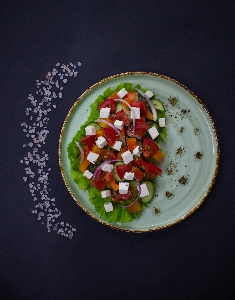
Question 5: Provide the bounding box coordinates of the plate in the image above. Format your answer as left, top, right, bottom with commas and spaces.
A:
59, 72, 219, 232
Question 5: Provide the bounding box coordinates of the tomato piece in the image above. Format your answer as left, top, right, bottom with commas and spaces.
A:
134, 120, 148, 139
82, 146, 90, 158
126, 137, 137, 151
107, 179, 119, 191
96, 129, 104, 137
132, 156, 145, 168
143, 161, 162, 180
108, 92, 118, 100
91, 145, 106, 161
81, 135, 96, 150
117, 146, 128, 159
115, 110, 130, 126
130, 101, 147, 117
126, 91, 138, 101
103, 127, 117, 146
126, 200, 142, 213
98, 118, 114, 128
116, 163, 132, 179
102, 171, 113, 182
152, 150, 165, 162
98, 99, 116, 113
132, 167, 144, 182
143, 138, 159, 158
94, 180, 106, 191
104, 149, 117, 160
112, 187, 135, 202
146, 110, 154, 120
92, 169, 106, 190
79, 159, 90, 173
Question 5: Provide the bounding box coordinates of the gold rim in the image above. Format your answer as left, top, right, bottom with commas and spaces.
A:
58, 72, 220, 233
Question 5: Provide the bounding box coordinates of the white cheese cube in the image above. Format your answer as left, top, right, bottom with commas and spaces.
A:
85, 125, 96, 136
119, 182, 129, 194
100, 107, 111, 118
130, 107, 140, 119
104, 202, 113, 212
158, 118, 165, 127
112, 140, 122, 151
101, 190, 111, 198
95, 136, 107, 148
114, 120, 124, 130
87, 151, 99, 164
101, 163, 114, 173
124, 172, 135, 181
148, 126, 159, 140
117, 88, 128, 99
121, 150, 133, 164
133, 145, 141, 156
139, 183, 149, 197
83, 170, 93, 179
145, 90, 153, 98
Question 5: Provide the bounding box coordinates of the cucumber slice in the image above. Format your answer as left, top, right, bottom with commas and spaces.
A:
141, 181, 155, 203
151, 99, 165, 111
129, 180, 138, 200
112, 162, 125, 182
116, 102, 130, 118
87, 122, 101, 130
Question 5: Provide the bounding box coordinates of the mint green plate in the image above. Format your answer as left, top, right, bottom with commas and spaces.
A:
59, 72, 219, 232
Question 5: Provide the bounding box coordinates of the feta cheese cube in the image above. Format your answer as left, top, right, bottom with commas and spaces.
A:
101, 190, 111, 198
158, 118, 165, 127
100, 107, 111, 118
117, 88, 128, 99
139, 183, 149, 197
112, 140, 122, 151
104, 202, 113, 212
145, 90, 153, 98
119, 182, 129, 194
148, 126, 159, 140
101, 163, 114, 173
114, 120, 124, 130
124, 172, 135, 180
87, 151, 99, 164
133, 145, 141, 156
95, 136, 107, 148
83, 170, 93, 179
85, 125, 96, 136
130, 107, 140, 119
121, 150, 133, 164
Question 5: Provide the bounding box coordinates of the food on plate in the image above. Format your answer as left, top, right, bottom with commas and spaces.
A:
67, 83, 167, 223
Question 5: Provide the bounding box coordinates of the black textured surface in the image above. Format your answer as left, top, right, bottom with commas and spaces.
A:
1, 1, 235, 299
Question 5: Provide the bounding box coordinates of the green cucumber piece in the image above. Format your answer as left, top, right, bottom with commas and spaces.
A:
141, 181, 155, 203
116, 102, 130, 118
129, 180, 138, 200
112, 162, 125, 182
151, 99, 165, 111
87, 122, 101, 130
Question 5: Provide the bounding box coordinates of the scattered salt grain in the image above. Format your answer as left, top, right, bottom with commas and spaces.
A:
21, 62, 80, 239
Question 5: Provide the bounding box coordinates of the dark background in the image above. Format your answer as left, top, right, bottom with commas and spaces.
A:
1, 1, 235, 299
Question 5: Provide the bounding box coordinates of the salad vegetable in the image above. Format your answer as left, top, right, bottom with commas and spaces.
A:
67, 83, 167, 223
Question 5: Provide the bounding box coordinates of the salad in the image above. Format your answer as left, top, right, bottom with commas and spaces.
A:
67, 82, 167, 223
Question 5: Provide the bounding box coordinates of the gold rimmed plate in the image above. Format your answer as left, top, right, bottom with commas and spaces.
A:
59, 72, 219, 232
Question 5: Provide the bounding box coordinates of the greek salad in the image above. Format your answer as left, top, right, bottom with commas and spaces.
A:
67, 83, 167, 223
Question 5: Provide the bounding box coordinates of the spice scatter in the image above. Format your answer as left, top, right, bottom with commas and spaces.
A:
194, 151, 204, 161
178, 174, 190, 186
20, 62, 82, 239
